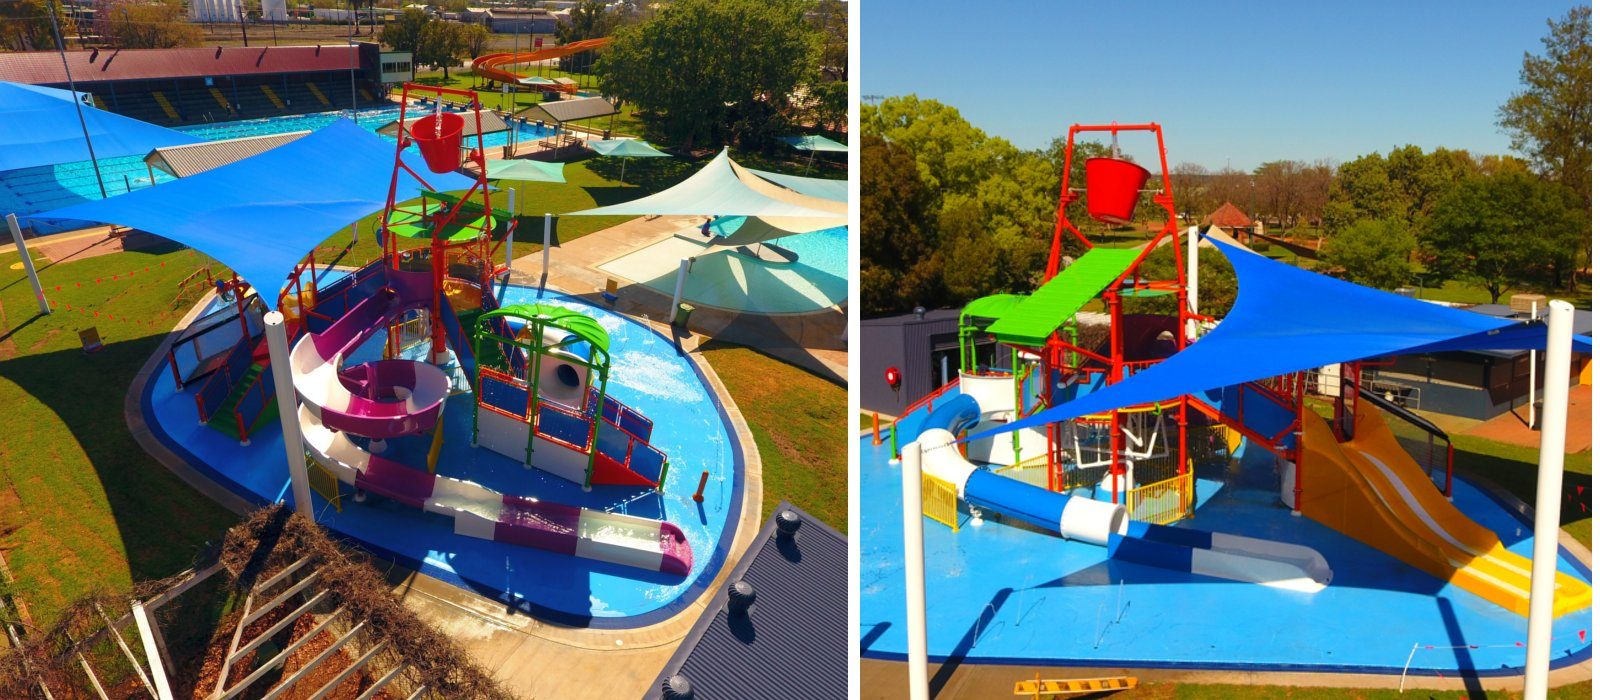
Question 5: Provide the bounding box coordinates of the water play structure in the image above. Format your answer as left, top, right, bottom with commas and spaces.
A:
876, 120, 1591, 682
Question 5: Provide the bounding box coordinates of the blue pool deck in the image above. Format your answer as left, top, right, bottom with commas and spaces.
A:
860, 392, 1592, 676
144, 280, 744, 628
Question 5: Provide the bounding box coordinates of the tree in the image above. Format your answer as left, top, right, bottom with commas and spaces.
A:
1169, 162, 1211, 224
862, 95, 1013, 194
96, 0, 201, 48
1422, 172, 1585, 302
1318, 219, 1416, 290
812, 0, 847, 82
862, 135, 944, 315
1498, 6, 1591, 206
596, 0, 820, 149
1124, 245, 1238, 319
0, 0, 71, 51
459, 23, 490, 62
379, 8, 431, 78
555, 0, 619, 43
416, 21, 466, 79
1324, 153, 1404, 235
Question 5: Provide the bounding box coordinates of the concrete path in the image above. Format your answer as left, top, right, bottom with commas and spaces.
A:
508, 213, 846, 383
1468, 385, 1592, 453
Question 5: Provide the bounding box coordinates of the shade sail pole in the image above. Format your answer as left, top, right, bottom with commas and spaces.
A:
1522, 299, 1573, 699
7, 214, 50, 315
541, 213, 552, 286
1186, 225, 1199, 340
669, 257, 690, 321
264, 311, 313, 519
1528, 298, 1539, 430
49, 3, 107, 200
901, 442, 930, 700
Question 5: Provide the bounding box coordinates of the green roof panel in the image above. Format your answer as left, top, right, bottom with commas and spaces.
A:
984, 247, 1142, 346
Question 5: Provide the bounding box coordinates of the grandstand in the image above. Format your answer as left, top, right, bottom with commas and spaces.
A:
0, 44, 395, 125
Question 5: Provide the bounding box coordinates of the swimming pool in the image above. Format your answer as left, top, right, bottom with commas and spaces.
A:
4, 105, 557, 232
143, 279, 745, 628
859, 390, 1592, 676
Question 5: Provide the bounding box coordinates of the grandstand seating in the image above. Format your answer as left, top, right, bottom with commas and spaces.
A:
88, 76, 388, 126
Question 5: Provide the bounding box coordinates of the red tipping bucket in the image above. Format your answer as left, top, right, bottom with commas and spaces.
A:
411, 112, 465, 173
1084, 157, 1151, 224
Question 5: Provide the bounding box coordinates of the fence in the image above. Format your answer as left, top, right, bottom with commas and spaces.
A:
1125, 470, 1194, 525
922, 473, 960, 531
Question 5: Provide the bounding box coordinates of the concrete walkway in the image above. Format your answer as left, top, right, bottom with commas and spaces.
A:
508, 213, 846, 383
1468, 385, 1592, 453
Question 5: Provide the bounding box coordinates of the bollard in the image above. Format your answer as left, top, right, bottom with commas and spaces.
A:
872, 412, 882, 446
692, 470, 709, 503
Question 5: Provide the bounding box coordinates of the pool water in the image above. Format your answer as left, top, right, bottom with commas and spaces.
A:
144, 280, 744, 627
859, 390, 1592, 675
5, 105, 557, 233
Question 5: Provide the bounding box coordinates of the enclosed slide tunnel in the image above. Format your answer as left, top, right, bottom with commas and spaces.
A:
918, 392, 1331, 593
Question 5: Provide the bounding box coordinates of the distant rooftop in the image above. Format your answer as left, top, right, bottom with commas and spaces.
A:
647, 503, 847, 700
0, 45, 361, 85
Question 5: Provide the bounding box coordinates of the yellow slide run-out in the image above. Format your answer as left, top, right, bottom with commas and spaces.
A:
1299, 401, 1590, 618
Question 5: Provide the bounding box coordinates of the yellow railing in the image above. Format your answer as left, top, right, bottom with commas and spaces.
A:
1125, 470, 1193, 525
995, 454, 1052, 489
427, 415, 446, 474
922, 473, 960, 532
307, 456, 342, 512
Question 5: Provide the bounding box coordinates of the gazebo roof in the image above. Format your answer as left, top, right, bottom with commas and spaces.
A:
1206, 202, 1253, 229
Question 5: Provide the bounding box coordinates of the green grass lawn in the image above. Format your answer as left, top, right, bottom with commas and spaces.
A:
0, 242, 238, 625
699, 341, 846, 532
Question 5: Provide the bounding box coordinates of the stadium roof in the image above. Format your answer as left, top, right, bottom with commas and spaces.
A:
515, 95, 616, 124
0, 45, 361, 85
646, 503, 847, 700
145, 132, 310, 178
27, 119, 474, 307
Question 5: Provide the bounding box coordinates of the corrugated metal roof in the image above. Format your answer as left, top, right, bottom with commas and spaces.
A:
514, 95, 615, 124
145, 131, 310, 178
647, 502, 846, 699
0, 45, 361, 85
375, 111, 509, 138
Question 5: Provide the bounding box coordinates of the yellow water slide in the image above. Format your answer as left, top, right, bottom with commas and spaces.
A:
1298, 401, 1590, 618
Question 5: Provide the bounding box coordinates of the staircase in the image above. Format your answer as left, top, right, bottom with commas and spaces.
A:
151, 91, 180, 121
306, 82, 332, 107
208, 87, 232, 112
260, 85, 286, 110
206, 365, 278, 441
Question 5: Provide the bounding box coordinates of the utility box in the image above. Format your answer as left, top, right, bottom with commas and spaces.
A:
673, 303, 695, 327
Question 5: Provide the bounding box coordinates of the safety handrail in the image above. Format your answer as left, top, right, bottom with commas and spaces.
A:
1357, 386, 1454, 497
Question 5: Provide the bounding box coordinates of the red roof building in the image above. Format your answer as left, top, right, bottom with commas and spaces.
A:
1205, 201, 1254, 229
0, 45, 362, 85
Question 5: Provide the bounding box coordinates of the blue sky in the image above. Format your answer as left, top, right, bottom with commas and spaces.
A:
862, 1, 1577, 170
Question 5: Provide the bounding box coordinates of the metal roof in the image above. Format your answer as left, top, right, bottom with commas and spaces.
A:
0, 45, 361, 85
647, 502, 847, 699
514, 95, 616, 124
144, 131, 310, 178
375, 110, 510, 138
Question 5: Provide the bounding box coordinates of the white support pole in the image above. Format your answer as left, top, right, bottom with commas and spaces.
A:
541, 212, 552, 281
7, 214, 50, 315
1185, 225, 1199, 340
505, 189, 517, 279
669, 257, 690, 323
130, 601, 175, 700
264, 311, 313, 519
901, 442, 930, 700
1522, 300, 1573, 699
1528, 298, 1539, 430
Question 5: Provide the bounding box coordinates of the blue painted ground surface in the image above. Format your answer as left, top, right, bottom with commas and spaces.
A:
145, 282, 742, 628
861, 392, 1592, 674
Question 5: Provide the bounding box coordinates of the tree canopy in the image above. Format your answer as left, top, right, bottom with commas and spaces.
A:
1422, 171, 1585, 302
596, 0, 822, 149
1318, 219, 1416, 291
1498, 5, 1591, 207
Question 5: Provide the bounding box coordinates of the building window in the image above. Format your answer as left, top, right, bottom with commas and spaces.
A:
382, 61, 411, 73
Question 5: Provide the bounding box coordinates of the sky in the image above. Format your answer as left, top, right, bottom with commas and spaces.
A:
861, 1, 1579, 170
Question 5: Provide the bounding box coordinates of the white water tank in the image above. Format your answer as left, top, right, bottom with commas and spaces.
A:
261, 0, 288, 22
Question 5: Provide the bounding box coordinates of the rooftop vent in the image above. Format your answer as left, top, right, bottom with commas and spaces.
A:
775, 509, 802, 539
661, 674, 694, 700
727, 580, 756, 617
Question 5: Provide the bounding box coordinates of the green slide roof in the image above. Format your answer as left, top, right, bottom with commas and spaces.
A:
983, 247, 1142, 346
479, 303, 611, 359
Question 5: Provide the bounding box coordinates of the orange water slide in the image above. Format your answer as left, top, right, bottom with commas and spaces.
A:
471, 38, 612, 91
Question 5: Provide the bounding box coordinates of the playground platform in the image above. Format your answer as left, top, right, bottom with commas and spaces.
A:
134, 277, 750, 629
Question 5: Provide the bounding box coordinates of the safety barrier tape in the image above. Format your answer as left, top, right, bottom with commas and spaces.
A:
57, 302, 175, 328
